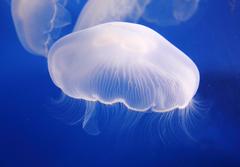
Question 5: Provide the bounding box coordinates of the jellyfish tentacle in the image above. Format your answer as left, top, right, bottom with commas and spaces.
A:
82, 101, 101, 135
51, 2, 72, 29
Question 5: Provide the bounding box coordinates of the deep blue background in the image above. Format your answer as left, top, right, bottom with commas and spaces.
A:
0, 0, 240, 167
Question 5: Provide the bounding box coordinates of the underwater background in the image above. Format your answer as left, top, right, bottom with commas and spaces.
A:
0, 0, 240, 166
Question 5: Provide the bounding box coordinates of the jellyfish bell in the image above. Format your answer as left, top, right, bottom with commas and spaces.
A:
48, 22, 200, 135
11, 0, 77, 56
48, 22, 200, 113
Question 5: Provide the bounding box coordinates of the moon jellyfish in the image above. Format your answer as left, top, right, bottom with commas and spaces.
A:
11, 0, 76, 56
74, 0, 200, 30
143, 0, 200, 26
48, 22, 200, 135
74, 0, 150, 30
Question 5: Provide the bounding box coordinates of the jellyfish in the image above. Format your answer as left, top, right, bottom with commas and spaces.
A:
74, 0, 200, 30
48, 22, 200, 135
143, 0, 200, 26
11, 0, 83, 56
73, 0, 150, 30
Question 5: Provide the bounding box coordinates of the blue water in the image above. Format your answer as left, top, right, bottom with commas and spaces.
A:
0, 1, 240, 167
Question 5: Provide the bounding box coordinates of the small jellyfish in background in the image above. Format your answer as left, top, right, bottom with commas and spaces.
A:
143, 0, 200, 26
11, 0, 83, 56
74, 0, 200, 30
229, 0, 240, 13
73, 0, 150, 30
48, 22, 200, 135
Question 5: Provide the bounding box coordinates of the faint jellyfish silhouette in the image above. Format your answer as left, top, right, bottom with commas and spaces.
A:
74, 0, 200, 30
11, 0, 83, 56
229, 0, 240, 13
48, 22, 200, 135
143, 0, 200, 26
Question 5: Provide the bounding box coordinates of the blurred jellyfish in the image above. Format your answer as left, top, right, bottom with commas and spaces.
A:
74, 0, 200, 30
48, 22, 200, 135
11, 0, 83, 56
143, 0, 200, 26
74, 0, 150, 30
229, 0, 239, 12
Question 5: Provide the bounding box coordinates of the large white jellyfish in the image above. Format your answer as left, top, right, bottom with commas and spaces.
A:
11, 0, 76, 56
48, 22, 200, 134
74, 0, 200, 30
